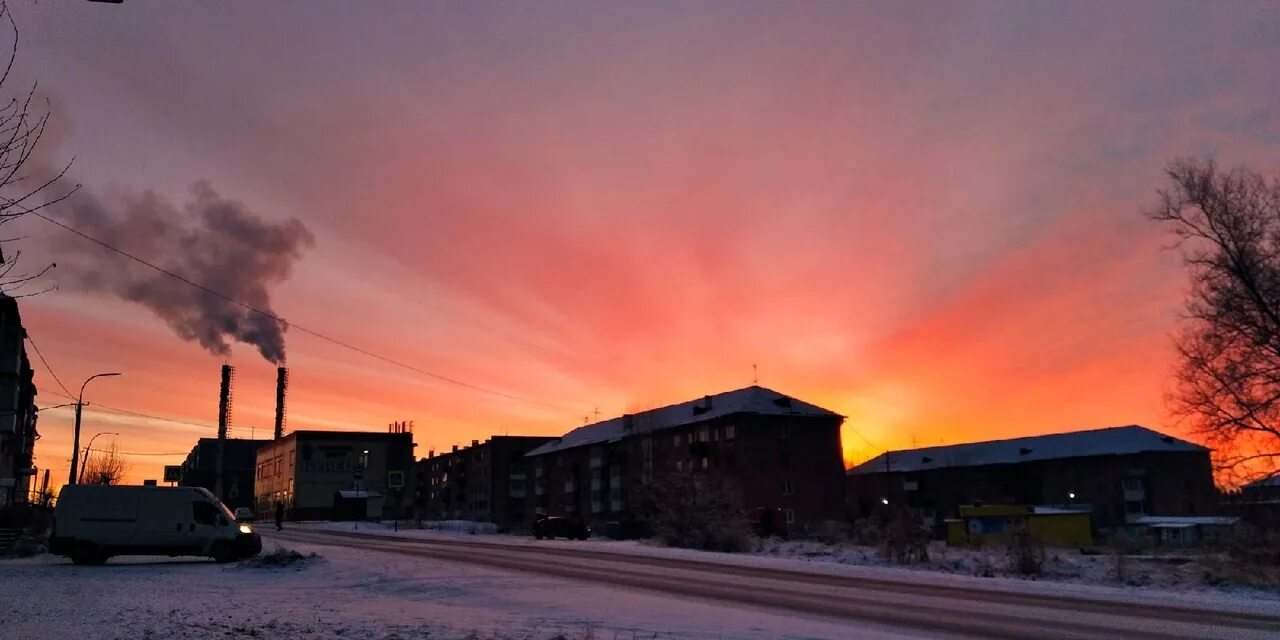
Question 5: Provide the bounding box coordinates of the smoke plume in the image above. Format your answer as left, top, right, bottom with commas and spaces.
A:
53, 181, 314, 364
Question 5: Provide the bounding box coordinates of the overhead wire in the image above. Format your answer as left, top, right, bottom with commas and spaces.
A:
24, 331, 73, 398
30, 208, 580, 415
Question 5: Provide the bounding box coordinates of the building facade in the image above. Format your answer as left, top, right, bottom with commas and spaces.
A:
524, 386, 846, 535
254, 430, 415, 520
179, 438, 270, 511
847, 425, 1218, 534
416, 436, 554, 529
0, 293, 37, 508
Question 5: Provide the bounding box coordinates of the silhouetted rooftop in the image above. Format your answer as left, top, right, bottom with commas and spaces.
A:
847, 425, 1205, 475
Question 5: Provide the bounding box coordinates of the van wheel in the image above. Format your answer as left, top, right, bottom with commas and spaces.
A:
70, 542, 106, 565
210, 542, 235, 564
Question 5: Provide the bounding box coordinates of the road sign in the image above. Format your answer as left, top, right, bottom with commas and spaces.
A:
163, 465, 181, 483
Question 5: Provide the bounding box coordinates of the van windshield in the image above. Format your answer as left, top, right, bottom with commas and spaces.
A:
214, 500, 236, 522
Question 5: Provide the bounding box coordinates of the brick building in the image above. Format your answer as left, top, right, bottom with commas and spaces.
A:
524, 386, 846, 535
179, 438, 270, 511
0, 293, 37, 508
255, 430, 415, 520
847, 425, 1217, 534
415, 435, 554, 529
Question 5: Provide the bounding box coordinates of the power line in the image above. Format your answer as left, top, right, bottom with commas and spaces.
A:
32, 209, 579, 414
24, 331, 73, 398
845, 424, 886, 453
40, 394, 218, 431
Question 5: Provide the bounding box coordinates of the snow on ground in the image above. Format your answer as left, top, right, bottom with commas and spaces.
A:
0, 534, 937, 640
293, 520, 1280, 611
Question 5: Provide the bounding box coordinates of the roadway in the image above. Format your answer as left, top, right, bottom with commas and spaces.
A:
270, 528, 1280, 640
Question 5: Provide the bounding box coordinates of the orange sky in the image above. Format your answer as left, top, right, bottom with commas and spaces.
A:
5, 2, 1279, 487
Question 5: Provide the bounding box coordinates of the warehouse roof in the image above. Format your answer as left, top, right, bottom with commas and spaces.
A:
526, 385, 841, 457
847, 425, 1205, 475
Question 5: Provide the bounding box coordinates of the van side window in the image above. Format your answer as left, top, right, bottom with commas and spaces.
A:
192, 501, 217, 526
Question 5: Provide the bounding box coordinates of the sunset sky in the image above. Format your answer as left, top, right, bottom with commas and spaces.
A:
6, 2, 1279, 486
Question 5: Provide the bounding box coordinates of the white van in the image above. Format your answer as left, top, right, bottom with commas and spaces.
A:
51, 485, 262, 565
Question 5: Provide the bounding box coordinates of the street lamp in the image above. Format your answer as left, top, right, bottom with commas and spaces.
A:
67, 372, 122, 486
79, 432, 120, 484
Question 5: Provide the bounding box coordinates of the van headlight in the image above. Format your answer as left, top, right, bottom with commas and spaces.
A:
238, 524, 253, 535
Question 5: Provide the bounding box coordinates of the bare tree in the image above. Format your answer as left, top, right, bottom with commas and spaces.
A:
1150, 158, 1280, 485
634, 470, 752, 551
0, 2, 76, 297
82, 441, 129, 485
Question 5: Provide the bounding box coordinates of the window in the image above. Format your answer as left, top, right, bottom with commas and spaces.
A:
697, 427, 709, 443
1121, 478, 1144, 491
699, 457, 709, 470
784, 508, 796, 524
725, 424, 736, 440
673, 434, 681, 447
1124, 500, 1146, 515
779, 425, 790, 439
780, 480, 794, 496
192, 501, 217, 526
711, 427, 719, 442
676, 460, 685, 472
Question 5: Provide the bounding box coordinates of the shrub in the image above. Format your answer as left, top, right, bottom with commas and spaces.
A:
635, 472, 753, 552
1007, 530, 1044, 576
855, 507, 929, 564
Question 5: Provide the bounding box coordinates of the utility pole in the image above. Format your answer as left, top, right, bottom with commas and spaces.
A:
67, 372, 122, 486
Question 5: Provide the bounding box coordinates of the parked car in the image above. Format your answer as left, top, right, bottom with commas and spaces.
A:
233, 507, 254, 522
50, 484, 262, 565
533, 515, 590, 540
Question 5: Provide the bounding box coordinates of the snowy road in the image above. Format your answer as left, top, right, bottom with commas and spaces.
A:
273, 528, 1280, 640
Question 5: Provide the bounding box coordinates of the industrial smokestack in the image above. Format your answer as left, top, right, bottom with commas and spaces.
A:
274, 366, 288, 440
217, 364, 232, 439
216, 364, 234, 501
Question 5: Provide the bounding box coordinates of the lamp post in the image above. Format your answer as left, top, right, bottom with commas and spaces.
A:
79, 431, 120, 484
67, 372, 122, 486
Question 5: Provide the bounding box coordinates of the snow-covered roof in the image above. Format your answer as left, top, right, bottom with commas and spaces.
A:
525, 385, 841, 457
848, 425, 1206, 475
1133, 516, 1238, 527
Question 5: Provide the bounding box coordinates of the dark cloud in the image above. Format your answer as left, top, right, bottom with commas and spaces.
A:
52, 181, 314, 364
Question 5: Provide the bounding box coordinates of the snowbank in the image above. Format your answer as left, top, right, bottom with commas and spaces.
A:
0, 537, 890, 640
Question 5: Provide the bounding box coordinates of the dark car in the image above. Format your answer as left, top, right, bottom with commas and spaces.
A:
533, 515, 590, 540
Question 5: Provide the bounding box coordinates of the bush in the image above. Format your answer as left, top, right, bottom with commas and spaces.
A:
635, 472, 753, 552
1007, 530, 1044, 576
854, 507, 929, 564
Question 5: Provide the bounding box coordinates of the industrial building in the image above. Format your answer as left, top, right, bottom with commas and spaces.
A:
178, 437, 269, 511
0, 293, 38, 508
255, 429, 415, 520
847, 425, 1217, 534
415, 435, 554, 530
523, 386, 847, 535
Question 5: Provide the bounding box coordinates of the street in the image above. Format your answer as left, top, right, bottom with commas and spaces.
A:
271, 528, 1280, 640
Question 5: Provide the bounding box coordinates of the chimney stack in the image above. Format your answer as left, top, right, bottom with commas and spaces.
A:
274, 366, 288, 439
216, 364, 234, 501
217, 364, 232, 439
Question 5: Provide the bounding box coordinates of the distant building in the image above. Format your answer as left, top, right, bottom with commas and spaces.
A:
254, 430, 415, 520
847, 425, 1216, 534
524, 386, 847, 535
415, 435, 555, 529
178, 438, 270, 511
0, 293, 37, 508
